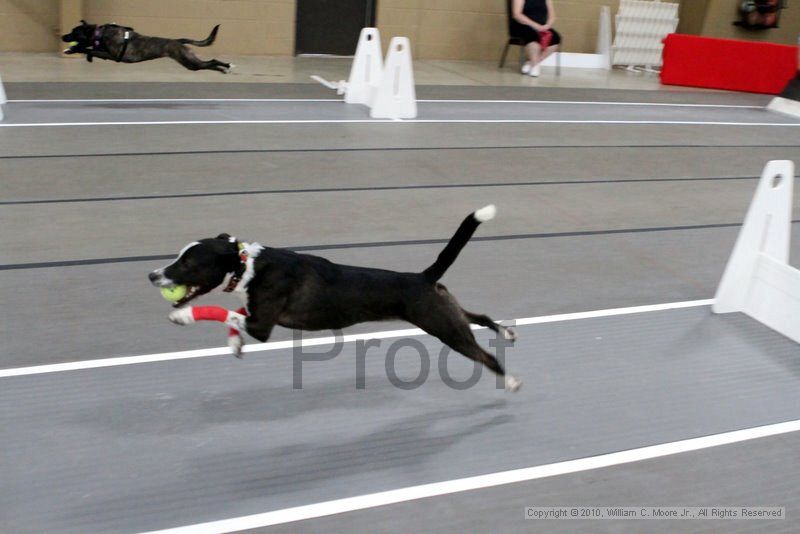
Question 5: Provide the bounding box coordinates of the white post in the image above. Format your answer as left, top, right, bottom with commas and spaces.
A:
0, 72, 6, 121
345, 28, 383, 106
713, 160, 800, 343
370, 37, 417, 120
598, 6, 613, 70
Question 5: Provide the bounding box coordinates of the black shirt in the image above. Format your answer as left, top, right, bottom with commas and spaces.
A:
523, 0, 549, 24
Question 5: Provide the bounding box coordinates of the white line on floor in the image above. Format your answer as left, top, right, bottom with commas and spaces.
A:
0, 120, 795, 128
0, 299, 712, 379
423, 99, 763, 109
6, 98, 762, 109
144, 418, 800, 533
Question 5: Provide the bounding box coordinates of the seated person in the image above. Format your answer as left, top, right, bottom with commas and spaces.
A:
511, 0, 561, 77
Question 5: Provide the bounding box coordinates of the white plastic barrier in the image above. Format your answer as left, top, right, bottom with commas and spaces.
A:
345, 27, 383, 106
311, 28, 417, 120
538, 6, 612, 70
370, 37, 416, 120
713, 160, 800, 343
0, 72, 6, 121
597, 5, 613, 70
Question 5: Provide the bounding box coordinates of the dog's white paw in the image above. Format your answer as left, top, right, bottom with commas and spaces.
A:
505, 375, 522, 393
224, 312, 247, 331
502, 327, 518, 341
228, 334, 244, 358
168, 307, 195, 325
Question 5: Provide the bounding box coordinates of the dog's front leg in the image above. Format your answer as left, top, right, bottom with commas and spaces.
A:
170, 305, 247, 358
168, 305, 246, 329
243, 316, 275, 344
86, 50, 114, 62
168, 306, 247, 358
239, 297, 286, 344
227, 307, 248, 358
168, 305, 276, 357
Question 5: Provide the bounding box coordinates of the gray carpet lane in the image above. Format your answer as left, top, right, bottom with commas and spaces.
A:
267, 432, 800, 534
1, 307, 799, 533
4, 178, 800, 265
4, 147, 800, 204
3, 227, 800, 369
1, 99, 795, 125
4, 82, 773, 106
2, 82, 797, 534
1, 122, 798, 159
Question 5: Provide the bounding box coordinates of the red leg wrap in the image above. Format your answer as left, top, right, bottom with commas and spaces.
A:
191, 305, 230, 323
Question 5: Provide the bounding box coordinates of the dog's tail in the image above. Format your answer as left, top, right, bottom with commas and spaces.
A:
422, 205, 496, 283
178, 24, 219, 46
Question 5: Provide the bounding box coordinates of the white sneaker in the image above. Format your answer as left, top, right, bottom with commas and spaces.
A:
521, 62, 531, 75
529, 64, 541, 77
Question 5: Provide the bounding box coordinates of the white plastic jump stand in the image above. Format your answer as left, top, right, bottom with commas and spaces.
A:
713, 160, 800, 343
370, 37, 417, 120
0, 72, 6, 121
345, 27, 383, 106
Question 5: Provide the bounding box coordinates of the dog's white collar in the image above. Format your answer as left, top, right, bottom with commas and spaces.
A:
218, 241, 263, 294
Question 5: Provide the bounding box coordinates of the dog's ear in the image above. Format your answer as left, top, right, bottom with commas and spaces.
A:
216, 233, 232, 241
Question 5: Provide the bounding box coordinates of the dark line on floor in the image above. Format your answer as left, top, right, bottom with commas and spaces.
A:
0, 176, 759, 206
1, 144, 799, 160
4, 220, 799, 271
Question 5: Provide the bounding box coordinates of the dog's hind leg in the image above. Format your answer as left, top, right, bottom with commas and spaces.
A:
172, 47, 205, 71
463, 310, 517, 341
207, 59, 232, 73
409, 300, 521, 391
430, 321, 522, 392
173, 47, 231, 73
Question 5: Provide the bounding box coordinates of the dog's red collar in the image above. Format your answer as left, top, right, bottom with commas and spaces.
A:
223, 245, 249, 293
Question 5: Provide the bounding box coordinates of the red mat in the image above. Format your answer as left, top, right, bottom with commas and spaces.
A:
661, 34, 797, 95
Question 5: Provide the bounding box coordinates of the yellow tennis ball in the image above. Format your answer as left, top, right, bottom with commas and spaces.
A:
160, 285, 187, 303
69, 41, 78, 47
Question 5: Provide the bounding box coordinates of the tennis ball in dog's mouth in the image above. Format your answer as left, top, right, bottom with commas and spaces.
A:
69, 41, 78, 47
160, 285, 188, 303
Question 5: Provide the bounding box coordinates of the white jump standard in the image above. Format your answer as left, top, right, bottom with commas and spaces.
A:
713, 160, 800, 343
0, 72, 6, 121
311, 27, 417, 120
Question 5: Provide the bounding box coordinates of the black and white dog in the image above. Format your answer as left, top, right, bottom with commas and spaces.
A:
149, 205, 521, 391
62, 20, 232, 73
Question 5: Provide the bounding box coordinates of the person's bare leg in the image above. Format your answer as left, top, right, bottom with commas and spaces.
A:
526, 42, 541, 65
536, 44, 559, 66
523, 42, 541, 75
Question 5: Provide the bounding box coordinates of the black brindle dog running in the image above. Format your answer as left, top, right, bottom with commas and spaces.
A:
149, 205, 522, 391
62, 20, 232, 73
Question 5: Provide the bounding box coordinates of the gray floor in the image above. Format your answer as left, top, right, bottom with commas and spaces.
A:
269, 431, 800, 534
3, 307, 800, 533
3, 99, 795, 125
1, 84, 799, 533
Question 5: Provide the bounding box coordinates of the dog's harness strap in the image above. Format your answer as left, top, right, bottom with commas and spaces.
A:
91, 25, 131, 62
117, 31, 131, 62
223, 243, 249, 293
